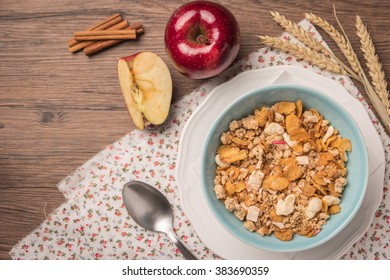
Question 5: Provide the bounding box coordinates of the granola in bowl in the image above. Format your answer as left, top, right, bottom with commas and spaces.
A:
213, 100, 352, 242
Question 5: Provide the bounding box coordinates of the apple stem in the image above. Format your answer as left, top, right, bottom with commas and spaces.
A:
196, 34, 211, 45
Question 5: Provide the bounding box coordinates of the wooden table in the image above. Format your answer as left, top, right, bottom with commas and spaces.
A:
1, 0, 389, 259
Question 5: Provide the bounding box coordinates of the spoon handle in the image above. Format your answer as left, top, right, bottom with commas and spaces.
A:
167, 231, 197, 260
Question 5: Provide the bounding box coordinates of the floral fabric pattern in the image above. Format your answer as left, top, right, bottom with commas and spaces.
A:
10, 19, 389, 260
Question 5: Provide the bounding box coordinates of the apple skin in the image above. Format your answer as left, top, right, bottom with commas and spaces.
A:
165, 1, 240, 79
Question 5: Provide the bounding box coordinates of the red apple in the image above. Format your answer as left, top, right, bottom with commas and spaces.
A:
117, 52, 173, 130
165, 1, 240, 79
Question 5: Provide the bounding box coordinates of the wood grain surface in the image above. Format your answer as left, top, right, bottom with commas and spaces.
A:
1, 0, 389, 259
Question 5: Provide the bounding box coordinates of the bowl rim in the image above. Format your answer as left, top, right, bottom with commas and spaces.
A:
200, 83, 369, 252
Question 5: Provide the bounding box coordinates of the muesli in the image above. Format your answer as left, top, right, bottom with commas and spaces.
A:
213, 100, 352, 241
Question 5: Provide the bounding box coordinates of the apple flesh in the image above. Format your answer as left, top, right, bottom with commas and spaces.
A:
165, 1, 240, 79
117, 52, 173, 130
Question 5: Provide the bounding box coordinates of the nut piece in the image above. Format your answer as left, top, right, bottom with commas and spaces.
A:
322, 126, 334, 143
215, 154, 230, 168
305, 197, 322, 219
283, 132, 297, 147
264, 122, 285, 135
322, 195, 341, 206
276, 194, 296, 216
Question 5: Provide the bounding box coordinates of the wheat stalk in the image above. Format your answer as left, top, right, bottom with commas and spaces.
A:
271, 10, 362, 82
271, 11, 326, 53
258, 35, 347, 75
305, 12, 362, 77
331, 6, 390, 130
331, 7, 390, 130
356, 15, 390, 113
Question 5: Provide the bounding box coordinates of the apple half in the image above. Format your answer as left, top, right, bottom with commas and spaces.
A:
117, 51, 173, 130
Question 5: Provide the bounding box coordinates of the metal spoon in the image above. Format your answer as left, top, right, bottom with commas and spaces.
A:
122, 180, 197, 260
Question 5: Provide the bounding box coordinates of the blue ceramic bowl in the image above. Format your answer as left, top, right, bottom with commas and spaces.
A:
201, 84, 368, 252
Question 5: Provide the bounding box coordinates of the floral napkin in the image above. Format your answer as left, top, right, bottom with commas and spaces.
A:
10, 19, 389, 260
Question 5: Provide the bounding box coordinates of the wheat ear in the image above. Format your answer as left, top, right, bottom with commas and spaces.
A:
356, 15, 390, 113
271, 10, 361, 82
258, 35, 347, 75
332, 6, 390, 129
271, 11, 326, 53
305, 12, 362, 77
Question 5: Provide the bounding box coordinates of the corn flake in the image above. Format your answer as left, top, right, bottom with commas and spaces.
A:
317, 152, 335, 166
254, 107, 269, 127
262, 175, 289, 191
217, 144, 233, 154
272, 165, 283, 177
301, 182, 316, 197
280, 157, 297, 166
292, 141, 304, 153
313, 174, 327, 186
290, 128, 310, 142
274, 101, 296, 115
235, 181, 246, 193
274, 229, 294, 241
329, 205, 341, 214
270, 209, 284, 222
339, 138, 352, 152
219, 146, 247, 163
283, 164, 302, 181
325, 134, 337, 146
225, 181, 236, 195
313, 182, 327, 195
296, 226, 312, 236
327, 164, 339, 178
296, 100, 303, 118
231, 136, 251, 147
227, 166, 240, 179
321, 199, 329, 213
286, 114, 302, 134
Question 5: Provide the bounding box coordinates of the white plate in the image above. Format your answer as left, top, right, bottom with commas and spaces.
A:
176, 66, 385, 259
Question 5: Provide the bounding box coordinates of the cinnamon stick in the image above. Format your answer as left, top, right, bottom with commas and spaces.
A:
74, 30, 137, 41
75, 29, 136, 36
83, 23, 144, 56
67, 13, 122, 48
136, 28, 144, 35
68, 20, 129, 53
129, 22, 144, 34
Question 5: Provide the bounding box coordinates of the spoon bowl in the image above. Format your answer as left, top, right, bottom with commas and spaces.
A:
122, 181, 196, 260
